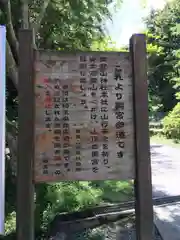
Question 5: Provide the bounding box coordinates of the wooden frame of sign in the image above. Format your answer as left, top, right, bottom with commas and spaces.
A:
17, 29, 153, 240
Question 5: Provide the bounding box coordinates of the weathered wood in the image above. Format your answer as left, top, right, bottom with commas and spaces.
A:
4, 194, 180, 239
48, 195, 180, 238
61, 194, 180, 217
17, 29, 35, 240
34, 51, 135, 182
130, 34, 153, 240
47, 208, 134, 238
16, 33, 153, 239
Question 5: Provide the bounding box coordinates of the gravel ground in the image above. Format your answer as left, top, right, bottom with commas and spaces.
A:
151, 143, 180, 197
101, 220, 163, 240
50, 223, 163, 239
117, 226, 162, 240
68, 219, 163, 240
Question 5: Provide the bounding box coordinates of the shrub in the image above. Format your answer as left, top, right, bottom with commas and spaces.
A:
149, 128, 164, 137
163, 102, 180, 140
42, 182, 103, 227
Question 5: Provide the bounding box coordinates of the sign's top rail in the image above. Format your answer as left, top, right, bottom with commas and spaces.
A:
35, 49, 130, 61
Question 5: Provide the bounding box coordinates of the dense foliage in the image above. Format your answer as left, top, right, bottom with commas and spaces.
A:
146, 0, 180, 114
146, 0, 180, 140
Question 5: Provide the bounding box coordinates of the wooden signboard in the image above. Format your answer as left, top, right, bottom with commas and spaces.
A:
34, 51, 134, 182
17, 30, 153, 240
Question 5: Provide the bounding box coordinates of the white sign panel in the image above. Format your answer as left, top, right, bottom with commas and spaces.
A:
0, 25, 6, 235
34, 51, 134, 182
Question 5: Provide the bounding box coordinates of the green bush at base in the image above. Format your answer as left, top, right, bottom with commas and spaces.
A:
163, 102, 180, 140
149, 128, 164, 137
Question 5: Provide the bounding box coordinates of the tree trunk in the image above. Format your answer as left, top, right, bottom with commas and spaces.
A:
0, 0, 50, 174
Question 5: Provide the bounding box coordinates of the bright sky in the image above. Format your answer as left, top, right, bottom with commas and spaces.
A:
106, 0, 167, 46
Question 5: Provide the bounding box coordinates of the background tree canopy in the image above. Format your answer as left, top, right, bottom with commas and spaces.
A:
146, 0, 180, 113
146, 0, 180, 139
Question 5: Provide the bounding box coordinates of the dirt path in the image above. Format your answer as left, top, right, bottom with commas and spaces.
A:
151, 143, 180, 240
151, 143, 180, 197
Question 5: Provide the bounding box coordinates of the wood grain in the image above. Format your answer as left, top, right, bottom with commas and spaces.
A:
34, 51, 135, 182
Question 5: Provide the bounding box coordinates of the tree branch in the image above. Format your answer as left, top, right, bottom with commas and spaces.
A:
0, 0, 51, 87
6, 130, 17, 176
31, 0, 50, 44
0, 0, 19, 64
5, 0, 19, 62
6, 40, 18, 88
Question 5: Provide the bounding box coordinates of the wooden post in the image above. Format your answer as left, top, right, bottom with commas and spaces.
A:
21, 0, 30, 29
17, 29, 35, 240
130, 34, 153, 240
